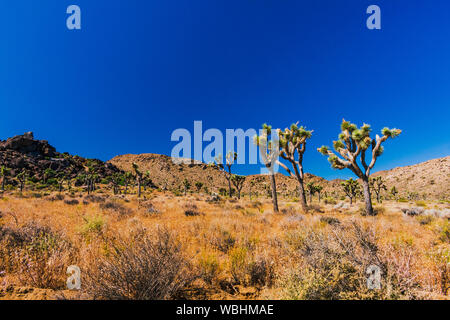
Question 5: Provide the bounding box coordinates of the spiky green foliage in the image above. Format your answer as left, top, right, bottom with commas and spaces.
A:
318, 119, 401, 215
370, 176, 387, 203
214, 151, 238, 197
341, 178, 360, 205
230, 174, 246, 199
276, 122, 313, 211
317, 119, 401, 177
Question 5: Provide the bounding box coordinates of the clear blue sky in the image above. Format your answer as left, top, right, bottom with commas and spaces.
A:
1, 1, 449, 179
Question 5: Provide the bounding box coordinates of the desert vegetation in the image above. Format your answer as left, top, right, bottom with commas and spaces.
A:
0, 126, 448, 300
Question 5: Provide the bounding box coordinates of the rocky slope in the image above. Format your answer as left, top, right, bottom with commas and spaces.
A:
372, 156, 450, 200
0, 132, 121, 182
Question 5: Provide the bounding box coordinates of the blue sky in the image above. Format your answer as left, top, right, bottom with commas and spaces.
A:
0, 1, 449, 179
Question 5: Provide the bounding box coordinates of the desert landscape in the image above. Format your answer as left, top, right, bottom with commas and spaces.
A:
0, 131, 448, 300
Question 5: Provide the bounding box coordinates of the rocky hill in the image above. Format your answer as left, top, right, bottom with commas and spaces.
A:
109, 153, 450, 200
108, 153, 340, 197
372, 156, 450, 200
0, 132, 121, 183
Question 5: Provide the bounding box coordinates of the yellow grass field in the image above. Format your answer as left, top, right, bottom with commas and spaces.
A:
0, 188, 449, 300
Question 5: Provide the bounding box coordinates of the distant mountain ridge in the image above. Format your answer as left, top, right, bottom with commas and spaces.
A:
108, 153, 450, 200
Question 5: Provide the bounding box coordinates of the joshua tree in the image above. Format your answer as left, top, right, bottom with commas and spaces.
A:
254, 124, 280, 212
318, 119, 401, 216
315, 185, 324, 203
215, 151, 237, 197
248, 179, 256, 201
1, 166, 10, 191
142, 171, 151, 191
390, 186, 398, 201
306, 182, 316, 204
43, 168, 54, 185
195, 181, 204, 193
56, 173, 66, 193
370, 176, 387, 203
231, 174, 246, 199
132, 163, 143, 198
16, 169, 28, 192
341, 178, 360, 205
277, 123, 313, 212
123, 172, 133, 195
183, 179, 191, 196
109, 173, 122, 195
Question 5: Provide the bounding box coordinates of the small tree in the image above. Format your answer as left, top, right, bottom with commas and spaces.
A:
315, 185, 324, 203
183, 179, 191, 196
56, 173, 66, 193
215, 151, 237, 197
16, 169, 28, 192
306, 182, 316, 204
123, 172, 134, 195
248, 180, 256, 201
109, 173, 122, 195
390, 186, 398, 201
132, 163, 143, 198
341, 178, 360, 205
254, 124, 280, 212
195, 182, 204, 193
318, 120, 401, 216
1, 166, 10, 191
370, 176, 387, 203
277, 123, 313, 212
43, 168, 54, 185
230, 175, 246, 199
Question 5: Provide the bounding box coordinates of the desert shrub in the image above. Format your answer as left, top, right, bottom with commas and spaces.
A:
324, 197, 337, 205
100, 200, 131, 216
435, 220, 449, 243
248, 254, 275, 287
84, 194, 105, 204
47, 193, 65, 201
416, 215, 434, 225
64, 199, 79, 205
398, 198, 408, 203
210, 229, 236, 253
320, 216, 340, 226
184, 203, 203, 217
278, 221, 423, 300
415, 200, 427, 207
79, 215, 105, 239
307, 204, 324, 213
229, 247, 248, 284
0, 222, 74, 289
198, 252, 220, 284
82, 228, 194, 300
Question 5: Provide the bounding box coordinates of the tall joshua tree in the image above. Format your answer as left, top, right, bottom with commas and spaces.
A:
277, 123, 313, 212
254, 124, 280, 212
341, 178, 360, 205
132, 163, 143, 198
370, 176, 387, 203
16, 169, 28, 192
318, 120, 401, 215
215, 151, 237, 197
231, 174, 246, 199
1, 166, 10, 192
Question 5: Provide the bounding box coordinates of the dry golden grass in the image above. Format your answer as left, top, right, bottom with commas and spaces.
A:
0, 188, 448, 300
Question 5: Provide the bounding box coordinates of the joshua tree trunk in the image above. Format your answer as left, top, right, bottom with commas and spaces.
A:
362, 178, 374, 215
1, 178, 5, 191
137, 178, 141, 198
318, 192, 321, 203
349, 196, 353, 205
269, 173, 279, 213
309, 192, 312, 204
